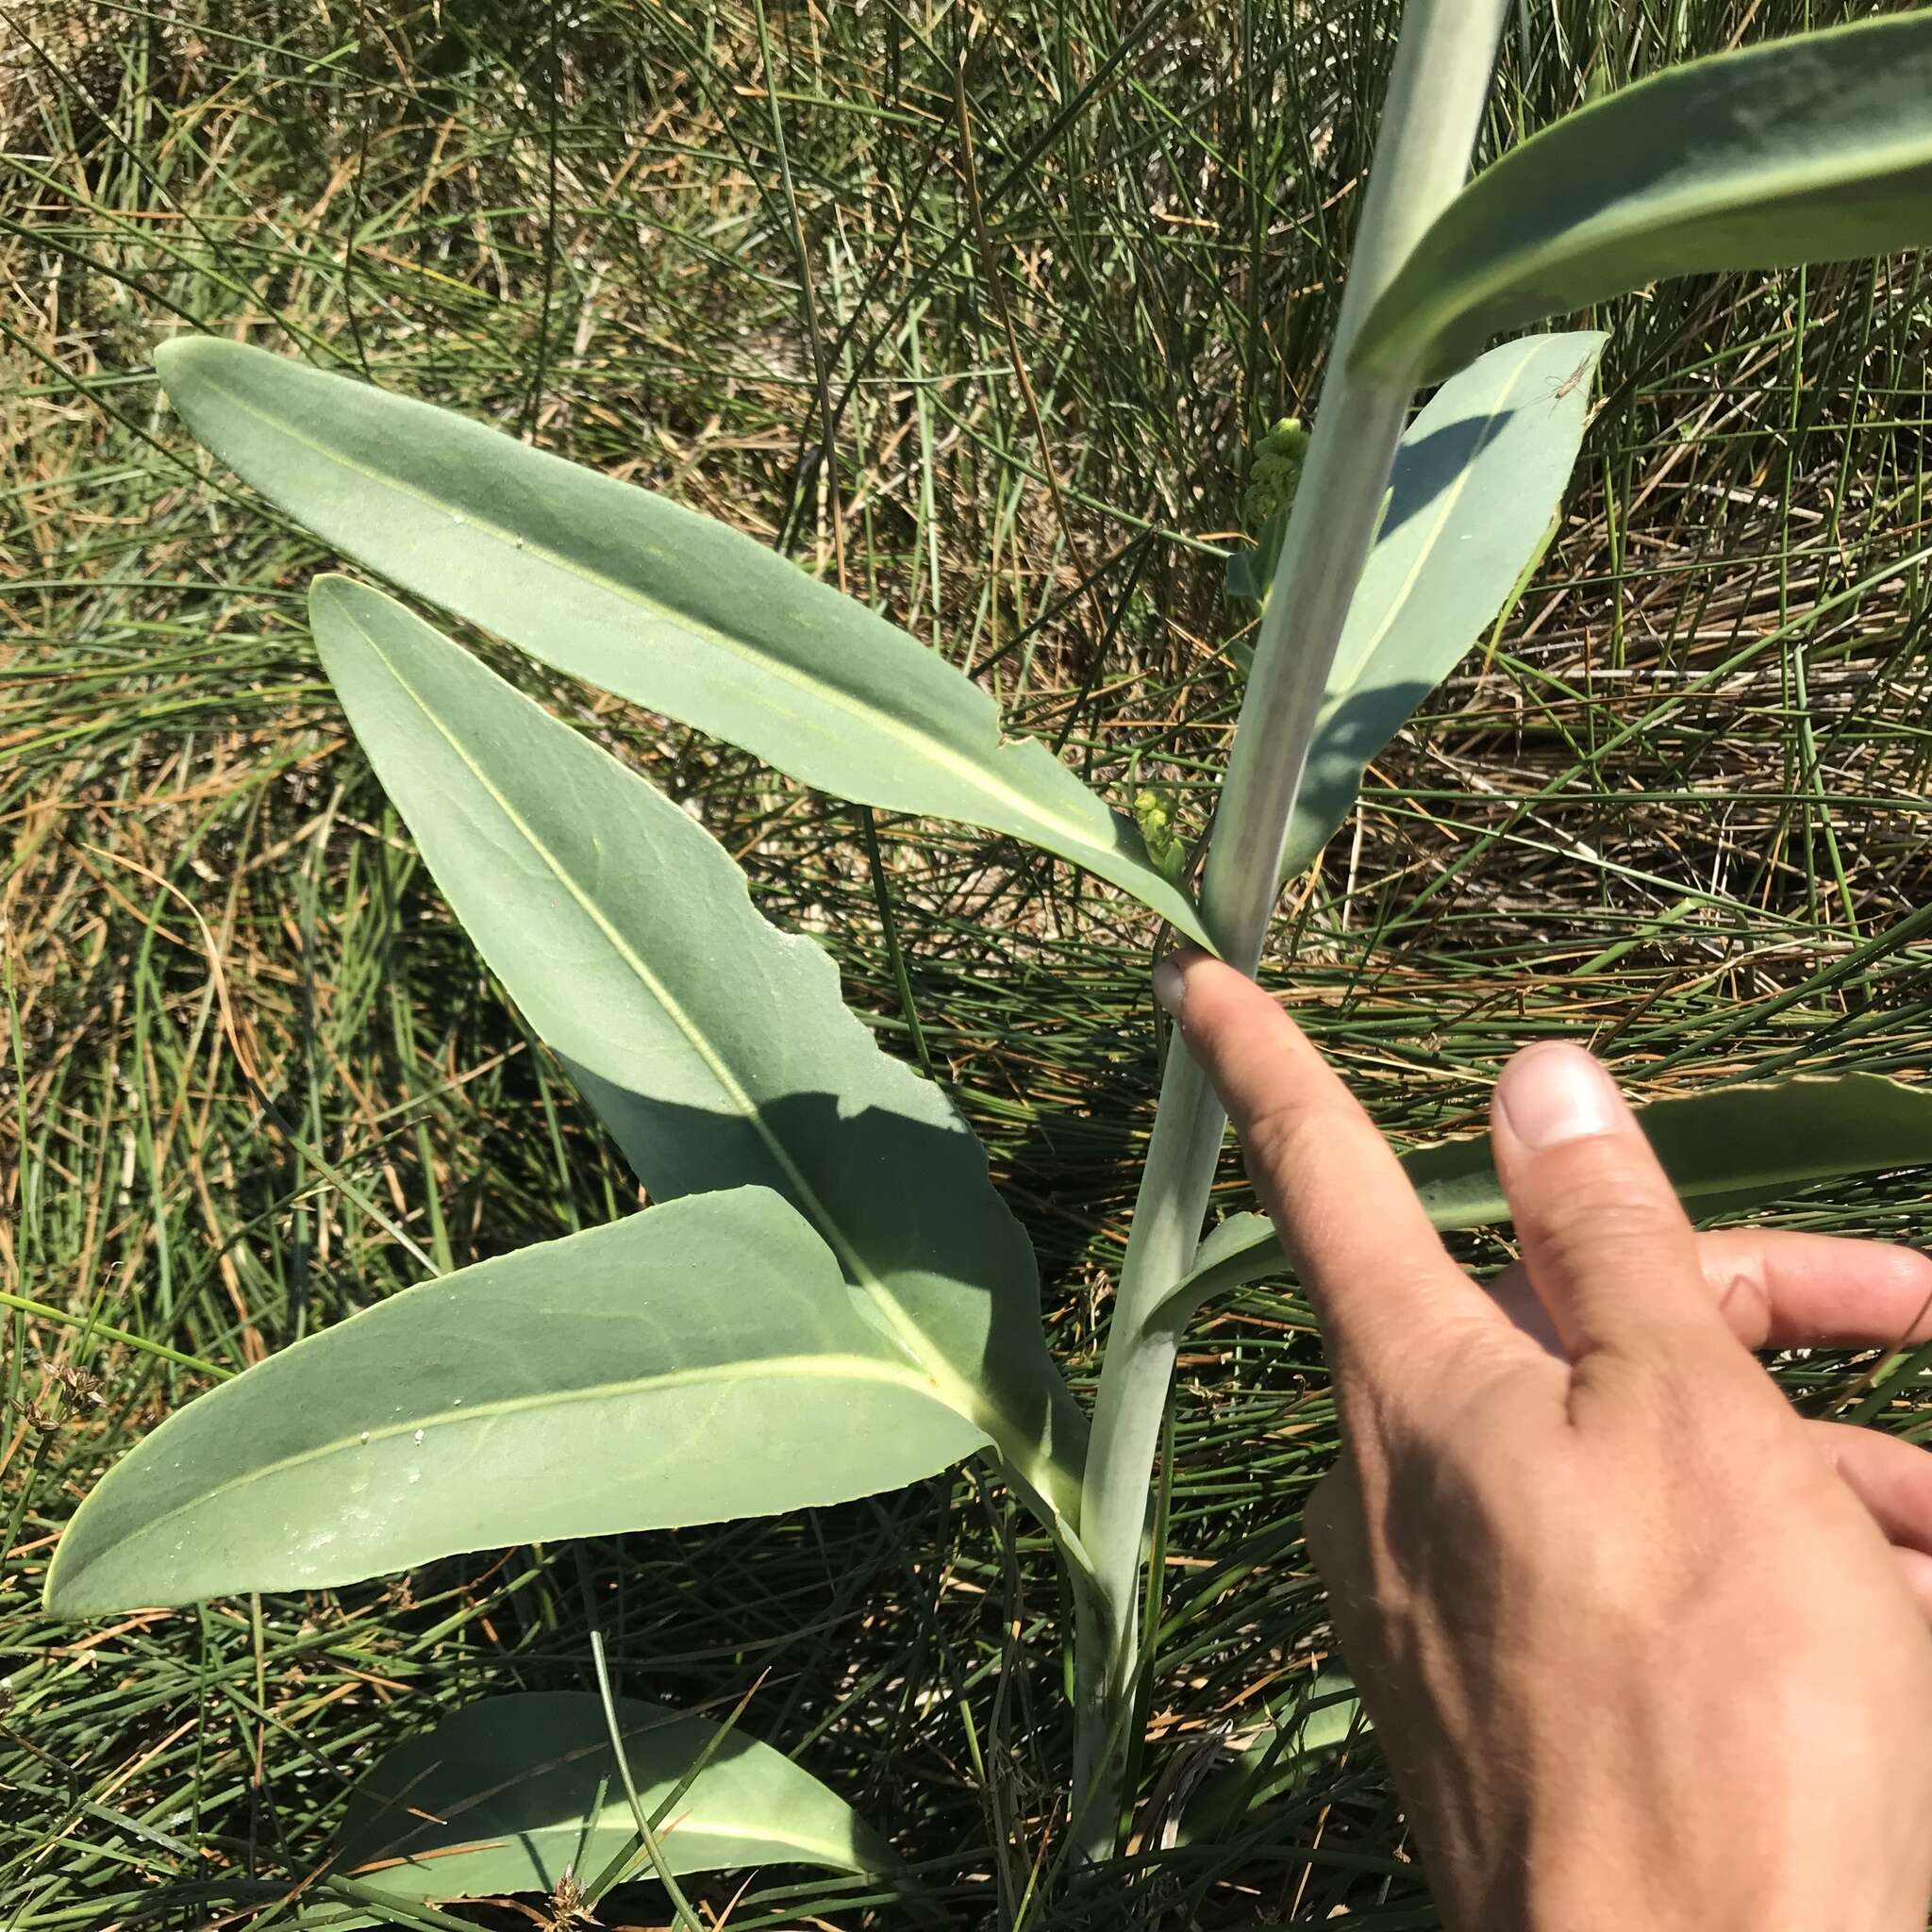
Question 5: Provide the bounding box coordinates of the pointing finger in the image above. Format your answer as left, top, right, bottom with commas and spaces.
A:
1157, 950, 1508, 1388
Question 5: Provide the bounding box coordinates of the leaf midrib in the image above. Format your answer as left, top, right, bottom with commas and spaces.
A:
336, 594, 1055, 1498
353, 604, 933, 1347
200, 363, 1115, 858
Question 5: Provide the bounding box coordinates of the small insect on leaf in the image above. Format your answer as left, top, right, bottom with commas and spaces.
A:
1551, 355, 1591, 402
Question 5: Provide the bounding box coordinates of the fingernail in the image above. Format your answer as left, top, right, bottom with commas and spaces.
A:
1153, 953, 1188, 1017
1495, 1044, 1622, 1150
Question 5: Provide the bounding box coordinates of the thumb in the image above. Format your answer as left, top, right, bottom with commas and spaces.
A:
1490, 1043, 1748, 1375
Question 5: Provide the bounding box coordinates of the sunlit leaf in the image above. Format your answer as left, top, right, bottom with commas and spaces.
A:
336, 1692, 891, 1910
1355, 13, 1932, 380
1280, 331, 1603, 874
307, 576, 1088, 1542
153, 336, 1209, 943
44, 1190, 986, 1613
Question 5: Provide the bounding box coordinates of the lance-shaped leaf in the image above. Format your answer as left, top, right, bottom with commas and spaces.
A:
335, 1693, 891, 1911
152, 336, 1208, 946
1148, 1073, 1932, 1332
44, 1190, 987, 1614
308, 575, 1088, 1543
1279, 332, 1602, 875
1355, 12, 1932, 381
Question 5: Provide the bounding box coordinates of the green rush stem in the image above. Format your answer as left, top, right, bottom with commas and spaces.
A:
1070, 0, 1512, 1858
588, 1624, 707, 1932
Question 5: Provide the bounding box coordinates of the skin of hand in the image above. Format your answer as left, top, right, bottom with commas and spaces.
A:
1154, 949, 1932, 1932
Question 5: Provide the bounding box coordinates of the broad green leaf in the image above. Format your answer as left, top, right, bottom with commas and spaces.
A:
1149, 1074, 1932, 1332
1281, 332, 1603, 875
308, 575, 1088, 1543
152, 336, 1208, 945
44, 1190, 986, 1614
335, 1692, 891, 1909
1355, 13, 1932, 381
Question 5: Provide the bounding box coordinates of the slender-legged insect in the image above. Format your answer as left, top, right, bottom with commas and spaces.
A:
1551, 356, 1591, 402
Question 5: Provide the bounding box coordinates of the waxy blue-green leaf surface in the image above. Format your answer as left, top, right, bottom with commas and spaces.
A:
336, 1692, 891, 1908
1281, 332, 1603, 874
1152, 1074, 1932, 1331
307, 575, 1088, 1541
44, 1190, 986, 1614
1355, 12, 1932, 380
152, 336, 1209, 944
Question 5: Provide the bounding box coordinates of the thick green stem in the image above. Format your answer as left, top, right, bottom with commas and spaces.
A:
1071, 0, 1512, 1860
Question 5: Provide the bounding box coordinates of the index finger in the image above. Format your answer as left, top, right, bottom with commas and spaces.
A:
1156, 949, 1508, 1383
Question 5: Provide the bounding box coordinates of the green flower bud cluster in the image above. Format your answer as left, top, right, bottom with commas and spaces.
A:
1241, 415, 1309, 528
1130, 787, 1190, 884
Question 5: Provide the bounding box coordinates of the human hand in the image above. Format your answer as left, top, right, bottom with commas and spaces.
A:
1155, 950, 1932, 1932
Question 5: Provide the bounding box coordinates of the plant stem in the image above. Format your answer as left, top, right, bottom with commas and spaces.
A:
1071, 0, 1512, 1858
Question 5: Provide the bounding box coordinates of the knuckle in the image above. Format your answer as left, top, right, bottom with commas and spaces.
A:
1236, 1094, 1308, 1180
1238, 1094, 1352, 1199
1523, 1156, 1682, 1264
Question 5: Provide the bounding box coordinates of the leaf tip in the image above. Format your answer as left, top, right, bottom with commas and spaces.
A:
308, 572, 361, 617
151, 331, 222, 390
